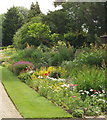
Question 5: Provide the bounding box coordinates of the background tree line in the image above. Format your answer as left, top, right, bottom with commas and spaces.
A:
1, 1, 107, 48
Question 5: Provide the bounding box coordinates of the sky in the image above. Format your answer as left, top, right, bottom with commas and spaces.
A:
0, 0, 62, 14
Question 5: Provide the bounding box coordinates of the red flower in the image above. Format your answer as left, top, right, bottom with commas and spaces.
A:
93, 90, 97, 92
45, 73, 49, 76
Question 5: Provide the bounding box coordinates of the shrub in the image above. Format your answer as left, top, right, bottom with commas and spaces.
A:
76, 50, 105, 67
64, 32, 86, 47
13, 22, 52, 49
72, 109, 84, 118
51, 43, 75, 66
12, 61, 34, 75
71, 66, 105, 91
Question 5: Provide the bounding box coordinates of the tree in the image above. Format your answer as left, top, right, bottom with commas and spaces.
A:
17, 6, 29, 23
27, 2, 42, 21
53, 2, 106, 43
13, 22, 52, 49
42, 9, 69, 34
2, 6, 27, 46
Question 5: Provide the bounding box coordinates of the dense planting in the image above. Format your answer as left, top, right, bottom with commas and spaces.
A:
1, 44, 106, 118
1, 2, 106, 119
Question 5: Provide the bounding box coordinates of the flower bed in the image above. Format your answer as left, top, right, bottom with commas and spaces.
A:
17, 66, 107, 118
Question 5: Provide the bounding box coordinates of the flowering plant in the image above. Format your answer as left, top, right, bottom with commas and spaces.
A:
12, 61, 34, 75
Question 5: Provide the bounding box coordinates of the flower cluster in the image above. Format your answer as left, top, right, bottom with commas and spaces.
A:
13, 61, 34, 66
12, 61, 34, 75
33, 66, 66, 80
79, 89, 106, 97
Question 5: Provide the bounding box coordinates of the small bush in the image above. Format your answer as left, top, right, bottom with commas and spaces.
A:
12, 61, 34, 75
71, 66, 105, 91
72, 109, 84, 118
64, 32, 86, 47
75, 49, 105, 67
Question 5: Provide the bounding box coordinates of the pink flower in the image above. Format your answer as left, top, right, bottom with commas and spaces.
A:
13, 61, 34, 66
72, 96, 76, 98
69, 84, 74, 87
69, 84, 78, 87
98, 91, 101, 93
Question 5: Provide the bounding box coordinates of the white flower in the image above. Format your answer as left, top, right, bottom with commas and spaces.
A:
29, 70, 34, 74
81, 93, 85, 95
49, 77, 57, 81
79, 90, 83, 92
57, 78, 65, 82
90, 89, 93, 91
91, 94, 96, 97
84, 91, 89, 94
38, 76, 43, 78
98, 99, 106, 102
96, 110, 100, 114
102, 90, 105, 93
97, 99, 102, 101
99, 94, 104, 97
61, 84, 69, 87
46, 76, 50, 79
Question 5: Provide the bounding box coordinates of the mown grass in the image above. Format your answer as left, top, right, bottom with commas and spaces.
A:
1, 66, 72, 118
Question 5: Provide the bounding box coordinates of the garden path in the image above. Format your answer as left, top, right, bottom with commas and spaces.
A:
0, 81, 22, 119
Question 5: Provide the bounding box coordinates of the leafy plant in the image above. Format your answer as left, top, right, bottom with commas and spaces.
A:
49, 70, 61, 79
72, 109, 84, 118
11, 61, 34, 75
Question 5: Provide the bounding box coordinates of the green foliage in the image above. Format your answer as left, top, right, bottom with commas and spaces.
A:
12, 42, 75, 67
42, 10, 68, 34
50, 33, 60, 43
13, 22, 52, 49
70, 66, 105, 91
11, 61, 34, 75
76, 49, 105, 67
72, 109, 84, 118
49, 70, 61, 78
0, 14, 4, 47
2, 6, 28, 46
43, 2, 105, 44
18, 72, 32, 84
64, 32, 86, 47
62, 2, 105, 36
27, 2, 41, 21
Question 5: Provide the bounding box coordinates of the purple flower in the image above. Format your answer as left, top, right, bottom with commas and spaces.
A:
13, 61, 34, 66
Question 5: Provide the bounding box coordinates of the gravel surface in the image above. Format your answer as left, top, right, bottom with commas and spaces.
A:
0, 81, 22, 119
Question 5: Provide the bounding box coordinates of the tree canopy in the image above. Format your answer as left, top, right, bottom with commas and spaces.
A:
13, 21, 52, 49
2, 6, 29, 46
27, 2, 42, 21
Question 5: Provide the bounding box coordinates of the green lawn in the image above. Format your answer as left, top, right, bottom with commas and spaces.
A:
1, 66, 72, 118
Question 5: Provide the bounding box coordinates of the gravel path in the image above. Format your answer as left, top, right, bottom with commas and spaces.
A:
0, 81, 22, 119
